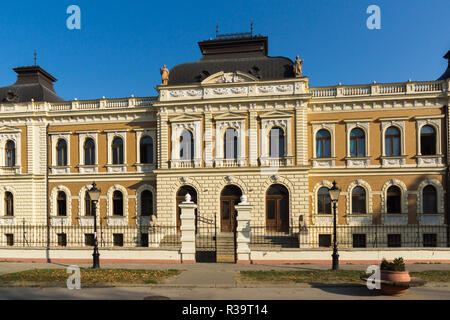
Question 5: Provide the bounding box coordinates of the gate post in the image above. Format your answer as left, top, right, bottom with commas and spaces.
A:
179, 194, 197, 263
235, 195, 252, 264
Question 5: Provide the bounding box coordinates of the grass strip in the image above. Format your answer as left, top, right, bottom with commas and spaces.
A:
239, 270, 450, 284
0, 268, 181, 286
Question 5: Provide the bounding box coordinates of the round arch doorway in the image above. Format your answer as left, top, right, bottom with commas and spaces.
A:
266, 184, 289, 232
176, 185, 197, 230
220, 185, 242, 232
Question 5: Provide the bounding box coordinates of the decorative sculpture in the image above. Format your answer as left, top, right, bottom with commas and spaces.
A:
294, 55, 304, 77
160, 65, 170, 85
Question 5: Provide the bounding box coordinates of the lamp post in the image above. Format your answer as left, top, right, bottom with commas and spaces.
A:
329, 180, 341, 271
88, 182, 101, 269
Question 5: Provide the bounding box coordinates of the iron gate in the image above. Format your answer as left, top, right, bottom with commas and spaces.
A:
195, 215, 217, 262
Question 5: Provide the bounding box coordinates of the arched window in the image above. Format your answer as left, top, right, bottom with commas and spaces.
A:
224, 128, 238, 159
5, 140, 15, 167
386, 186, 401, 213
269, 127, 285, 157
316, 129, 331, 158
317, 187, 331, 214
266, 184, 289, 232
352, 186, 366, 214
85, 191, 93, 216
112, 190, 123, 216
423, 185, 437, 214
420, 125, 436, 155
180, 130, 194, 160
385, 126, 401, 156
57, 191, 67, 216
140, 136, 154, 164
84, 138, 95, 165
141, 190, 153, 216
350, 128, 365, 157
5, 192, 13, 216
112, 137, 124, 164
56, 139, 67, 166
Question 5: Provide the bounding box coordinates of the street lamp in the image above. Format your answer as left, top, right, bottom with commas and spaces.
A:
329, 180, 341, 271
88, 182, 101, 269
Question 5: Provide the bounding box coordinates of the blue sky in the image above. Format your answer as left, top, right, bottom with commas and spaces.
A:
0, 0, 448, 100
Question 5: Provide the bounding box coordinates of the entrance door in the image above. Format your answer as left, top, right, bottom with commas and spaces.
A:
266, 184, 289, 232
176, 186, 197, 230
220, 185, 242, 232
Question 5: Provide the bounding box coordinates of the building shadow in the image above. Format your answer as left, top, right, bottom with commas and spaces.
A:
309, 283, 382, 297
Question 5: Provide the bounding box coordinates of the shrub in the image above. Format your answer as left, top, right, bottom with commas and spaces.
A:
380, 257, 406, 271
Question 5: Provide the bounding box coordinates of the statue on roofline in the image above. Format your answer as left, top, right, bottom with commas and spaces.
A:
294, 55, 304, 77
160, 65, 170, 85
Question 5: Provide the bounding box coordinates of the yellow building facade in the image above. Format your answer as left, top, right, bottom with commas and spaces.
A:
0, 35, 449, 255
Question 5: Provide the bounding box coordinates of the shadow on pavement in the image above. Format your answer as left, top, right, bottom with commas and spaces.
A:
309, 283, 382, 297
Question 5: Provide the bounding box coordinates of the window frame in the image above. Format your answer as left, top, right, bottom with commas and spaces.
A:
315, 129, 332, 159
5, 140, 15, 167
56, 138, 68, 167
4, 191, 13, 217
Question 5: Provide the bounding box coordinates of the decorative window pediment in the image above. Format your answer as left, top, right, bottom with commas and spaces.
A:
201, 71, 258, 84
259, 110, 294, 119
169, 114, 202, 123
213, 112, 247, 121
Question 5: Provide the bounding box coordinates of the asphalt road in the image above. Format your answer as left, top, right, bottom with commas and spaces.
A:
0, 286, 450, 300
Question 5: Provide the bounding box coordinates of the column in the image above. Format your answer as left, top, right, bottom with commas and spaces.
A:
204, 112, 213, 167
248, 110, 258, 166
179, 194, 197, 263
235, 195, 252, 263
157, 112, 169, 169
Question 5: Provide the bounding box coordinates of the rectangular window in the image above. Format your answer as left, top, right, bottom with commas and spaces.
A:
113, 233, 124, 247
141, 233, 149, 247
352, 234, 366, 248
387, 234, 401, 247
423, 234, 437, 247
5, 234, 14, 246
85, 233, 95, 246
318, 234, 331, 247
57, 233, 67, 247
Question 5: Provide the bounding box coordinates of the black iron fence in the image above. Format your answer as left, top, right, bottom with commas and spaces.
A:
250, 225, 450, 249
0, 222, 181, 249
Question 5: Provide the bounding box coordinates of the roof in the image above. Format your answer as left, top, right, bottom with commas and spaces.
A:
0, 65, 64, 103
437, 50, 450, 80
168, 36, 296, 85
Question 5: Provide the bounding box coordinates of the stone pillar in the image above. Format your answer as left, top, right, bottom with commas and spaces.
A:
235, 195, 252, 264
179, 194, 197, 263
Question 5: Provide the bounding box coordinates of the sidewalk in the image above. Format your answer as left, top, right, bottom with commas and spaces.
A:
0, 261, 449, 288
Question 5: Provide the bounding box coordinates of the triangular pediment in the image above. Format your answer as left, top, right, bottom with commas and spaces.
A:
213, 112, 247, 121
259, 110, 294, 119
169, 114, 202, 123
201, 71, 258, 84
0, 126, 21, 133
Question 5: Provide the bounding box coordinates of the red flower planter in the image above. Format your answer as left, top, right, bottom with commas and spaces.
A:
380, 270, 410, 296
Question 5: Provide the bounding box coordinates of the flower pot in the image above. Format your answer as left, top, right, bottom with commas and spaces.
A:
380, 270, 410, 296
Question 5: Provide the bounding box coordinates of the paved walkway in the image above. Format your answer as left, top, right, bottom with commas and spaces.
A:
0, 261, 449, 288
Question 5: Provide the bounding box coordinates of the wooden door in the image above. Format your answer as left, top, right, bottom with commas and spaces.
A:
220, 185, 242, 232
266, 184, 289, 232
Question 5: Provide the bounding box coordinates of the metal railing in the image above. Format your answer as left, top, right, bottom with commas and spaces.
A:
250, 225, 449, 249
0, 223, 180, 249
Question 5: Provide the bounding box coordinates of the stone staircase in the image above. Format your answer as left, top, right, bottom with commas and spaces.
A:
216, 232, 236, 263
250, 234, 299, 249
